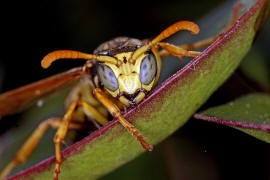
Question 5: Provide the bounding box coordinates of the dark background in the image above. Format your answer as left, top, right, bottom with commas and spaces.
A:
0, 0, 227, 91
0, 0, 270, 180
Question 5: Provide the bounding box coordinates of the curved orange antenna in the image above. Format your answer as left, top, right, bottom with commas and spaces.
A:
131, 21, 200, 62
41, 50, 119, 69
152, 21, 199, 44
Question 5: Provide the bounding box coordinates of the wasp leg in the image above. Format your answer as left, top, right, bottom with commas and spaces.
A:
158, 42, 200, 60
159, 2, 242, 57
179, 1, 241, 51
53, 99, 81, 180
51, 98, 109, 180
0, 118, 85, 180
79, 99, 109, 126
93, 88, 153, 152
180, 36, 218, 52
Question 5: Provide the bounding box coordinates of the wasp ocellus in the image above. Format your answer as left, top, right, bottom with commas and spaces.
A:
0, 3, 242, 180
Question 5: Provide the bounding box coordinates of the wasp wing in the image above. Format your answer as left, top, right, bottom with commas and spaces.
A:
0, 67, 88, 118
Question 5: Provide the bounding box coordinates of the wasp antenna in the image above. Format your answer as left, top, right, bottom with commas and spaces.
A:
41, 50, 92, 69
41, 50, 119, 69
152, 21, 199, 44
131, 21, 199, 63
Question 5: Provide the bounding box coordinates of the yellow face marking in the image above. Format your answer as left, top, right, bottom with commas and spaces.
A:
118, 73, 140, 95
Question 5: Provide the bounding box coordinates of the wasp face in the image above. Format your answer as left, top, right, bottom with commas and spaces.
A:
97, 49, 160, 104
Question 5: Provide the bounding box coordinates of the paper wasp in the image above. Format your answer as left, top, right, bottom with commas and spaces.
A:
0, 3, 241, 180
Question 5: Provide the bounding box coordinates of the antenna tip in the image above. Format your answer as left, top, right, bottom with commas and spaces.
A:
41, 57, 51, 69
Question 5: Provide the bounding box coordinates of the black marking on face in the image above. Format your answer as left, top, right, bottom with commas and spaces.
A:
123, 57, 127, 64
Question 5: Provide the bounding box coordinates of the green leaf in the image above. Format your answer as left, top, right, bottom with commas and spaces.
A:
240, 49, 270, 89
194, 93, 270, 143
5, 0, 270, 179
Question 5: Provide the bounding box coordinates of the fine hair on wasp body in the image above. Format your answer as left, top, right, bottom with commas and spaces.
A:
0, 3, 242, 179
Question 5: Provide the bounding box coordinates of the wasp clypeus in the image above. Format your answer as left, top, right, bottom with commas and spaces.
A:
0, 2, 242, 180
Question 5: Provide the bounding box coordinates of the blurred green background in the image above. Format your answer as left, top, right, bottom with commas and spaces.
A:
0, 0, 270, 179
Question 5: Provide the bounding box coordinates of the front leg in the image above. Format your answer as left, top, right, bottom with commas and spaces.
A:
93, 88, 153, 152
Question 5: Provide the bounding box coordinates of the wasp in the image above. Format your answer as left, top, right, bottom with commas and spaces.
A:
0, 3, 241, 180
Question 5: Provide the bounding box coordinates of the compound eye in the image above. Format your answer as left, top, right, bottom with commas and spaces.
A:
97, 64, 119, 91
140, 54, 157, 85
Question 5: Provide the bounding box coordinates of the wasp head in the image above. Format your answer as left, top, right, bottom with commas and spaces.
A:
97, 47, 161, 107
